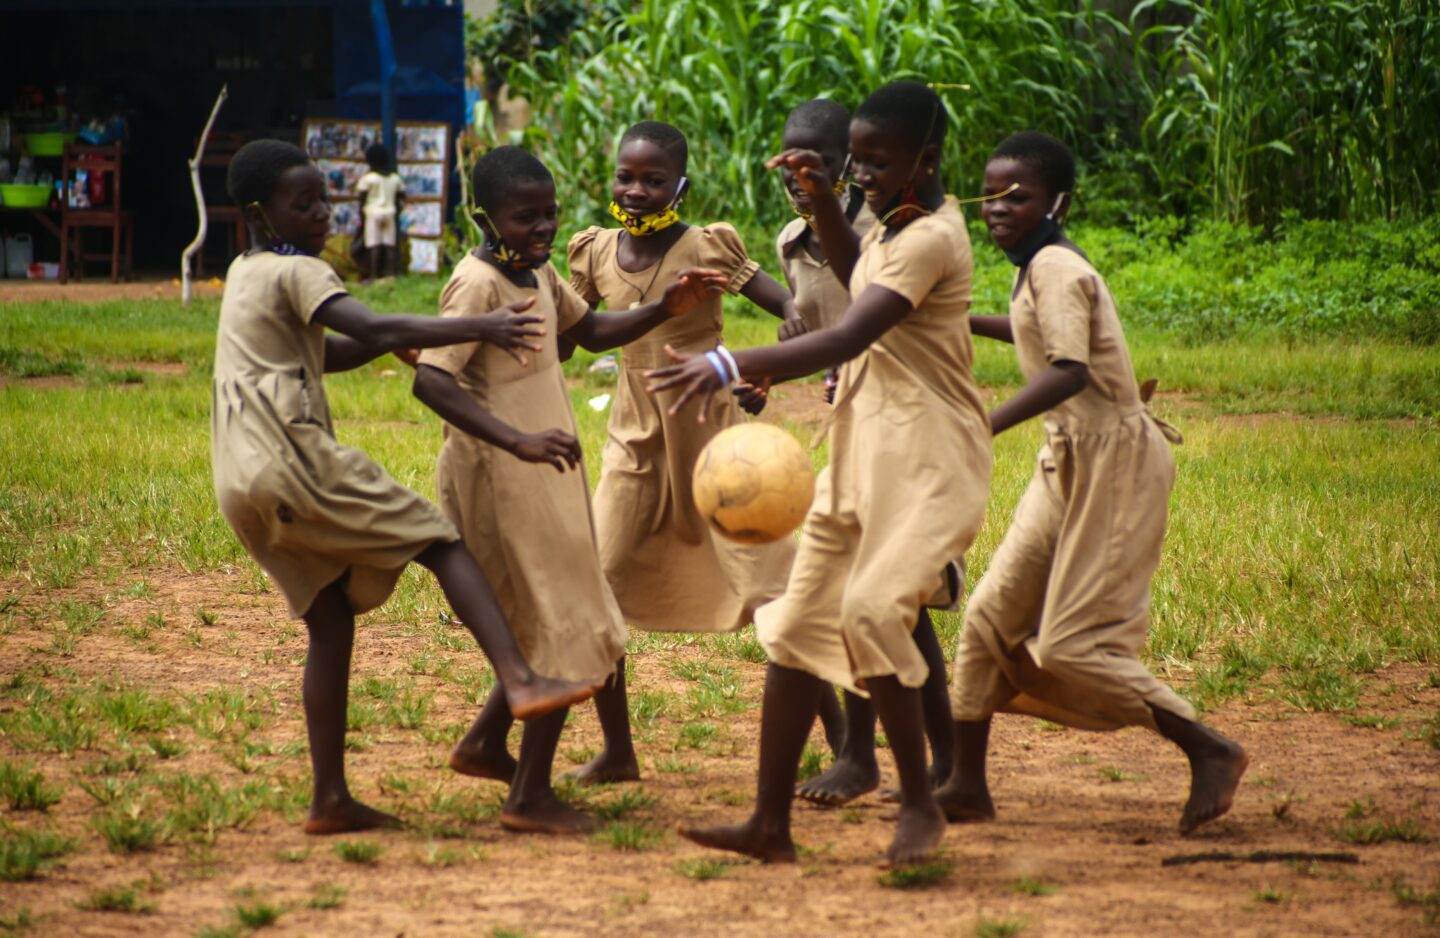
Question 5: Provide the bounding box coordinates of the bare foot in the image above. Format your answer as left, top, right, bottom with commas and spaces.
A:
796, 758, 880, 807
883, 802, 945, 867
302, 797, 401, 835
1180, 738, 1249, 834
499, 790, 596, 835
564, 749, 640, 786
932, 776, 996, 823
506, 676, 603, 721
448, 742, 517, 784
676, 818, 796, 864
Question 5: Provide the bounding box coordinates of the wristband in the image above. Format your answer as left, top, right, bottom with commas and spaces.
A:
715, 345, 742, 385
704, 351, 733, 387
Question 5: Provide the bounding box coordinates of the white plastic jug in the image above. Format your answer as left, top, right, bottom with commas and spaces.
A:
5, 233, 34, 279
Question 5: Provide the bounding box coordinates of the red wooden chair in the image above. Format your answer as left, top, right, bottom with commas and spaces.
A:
60, 142, 135, 283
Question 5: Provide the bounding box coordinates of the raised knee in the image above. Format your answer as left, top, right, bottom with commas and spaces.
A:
1032, 632, 1087, 675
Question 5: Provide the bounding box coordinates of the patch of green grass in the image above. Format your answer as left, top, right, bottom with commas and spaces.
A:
307, 882, 347, 910
333, 839, 384, 864
796, 744, 828, 781
273, 846, 309, 863
1390, 878, 1440, 926
1011, 875, 1059, 897
94, 807, 165, 853
674, 857, 734, 881
1343, 713, 1400, 729
79, 882, 154, 913
590, 820, 664, 852
0, 907, 37, 932
676, 722, 720, 751
877, 859, 954, 889
1252, 885, 1291, 905
0, 762, 62, 811
233, 900, 283, 928
0, 826, 73, 881
591, 788, 658, 822
974, 914, 1029, 938
1097, 765, 1148, 783
1337, 816, 1430, 845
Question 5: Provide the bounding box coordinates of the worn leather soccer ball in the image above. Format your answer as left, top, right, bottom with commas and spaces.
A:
692, 423, 814, 544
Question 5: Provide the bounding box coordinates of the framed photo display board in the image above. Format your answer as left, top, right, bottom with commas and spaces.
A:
302, 118, 451, 274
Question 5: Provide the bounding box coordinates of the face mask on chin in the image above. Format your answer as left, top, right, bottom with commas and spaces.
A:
610, 176, 687, 237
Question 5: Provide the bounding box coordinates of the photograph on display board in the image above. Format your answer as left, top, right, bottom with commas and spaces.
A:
303, 120, 380, 161
408, 237, 441, 274
328, 200, 361, 237
315, 159, 366, 200
397, 124, 448, 162
400, 163, 446, 200
400, 201, 443, 238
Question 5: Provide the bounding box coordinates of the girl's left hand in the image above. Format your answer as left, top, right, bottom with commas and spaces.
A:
646, 344, 725, 421
661, 268, 730, 318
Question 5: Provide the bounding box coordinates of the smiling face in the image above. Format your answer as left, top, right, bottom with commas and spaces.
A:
780, 125, 847, 209
483, 177, 559, 265
848, 118, 935, 215
252, 163, 331, 256
979, 157, 1055, 251
612, 138, 686, 217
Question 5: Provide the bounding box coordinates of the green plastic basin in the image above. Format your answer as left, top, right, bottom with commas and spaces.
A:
1, 184, 53, 208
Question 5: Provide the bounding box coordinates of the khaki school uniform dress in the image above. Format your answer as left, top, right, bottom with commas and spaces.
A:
775, 203, 877, 331
949, 244, 1196, 731
567, 224, 795, 633
211, 251, 459, 618
417, 254, 626, 683
756, 198, 992, 694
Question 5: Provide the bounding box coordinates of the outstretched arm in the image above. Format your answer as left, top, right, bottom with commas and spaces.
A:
766, 149, 861, 285
562, 268, 728, 353
969, 315, 1014, 343
987, 361, 1088, 435
646, 283, 912, 420
313, 295, 543, 373
739, 269, 799, 324
412, 364, 581, 473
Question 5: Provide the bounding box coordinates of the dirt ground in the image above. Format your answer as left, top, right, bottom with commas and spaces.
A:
1, 572, 1436, 937
0, 278, 225, 304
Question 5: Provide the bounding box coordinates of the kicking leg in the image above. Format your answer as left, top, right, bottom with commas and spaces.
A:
677, 663, 823, 863
300, 580, 400, 834
867, 675, 945, 866
796, 690, 880, 806
500, 706, 595, 834
1150, 704, 1248, 834
933, 718, 995, 822
566, 656, 640, 784
416, 540, 601, 719
449, 685, 517, 782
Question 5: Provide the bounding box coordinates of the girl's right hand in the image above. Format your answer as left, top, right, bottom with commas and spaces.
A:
511, 428, 581, 473
765, 149, 831, 200
475, 297, 545, 365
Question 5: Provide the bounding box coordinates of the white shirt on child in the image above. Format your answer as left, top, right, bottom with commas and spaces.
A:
357, 171, 402, 215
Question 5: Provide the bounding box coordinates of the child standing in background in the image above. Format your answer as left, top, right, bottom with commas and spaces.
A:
936, 131, 1248, 834
564, 121, 801, 785
411, 146, 727, 833
212, 140, 599, 835
357, 143, 403, 283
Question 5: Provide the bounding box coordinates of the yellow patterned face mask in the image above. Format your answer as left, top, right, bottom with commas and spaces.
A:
609, 176, 687, 237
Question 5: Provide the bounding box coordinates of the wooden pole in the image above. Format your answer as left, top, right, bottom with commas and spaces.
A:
182, 84, 228, 305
